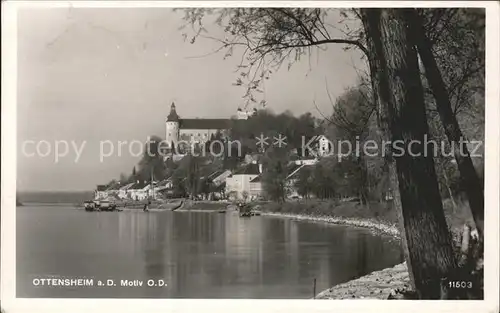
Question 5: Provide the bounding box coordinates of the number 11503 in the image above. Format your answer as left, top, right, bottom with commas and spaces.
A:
448, 281, 473, 289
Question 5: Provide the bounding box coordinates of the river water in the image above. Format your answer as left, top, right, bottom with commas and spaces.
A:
17, 205, 403, 298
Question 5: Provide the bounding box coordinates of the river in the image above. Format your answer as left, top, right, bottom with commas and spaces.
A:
17, 205, 403, 298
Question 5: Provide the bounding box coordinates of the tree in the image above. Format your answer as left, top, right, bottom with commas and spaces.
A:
197, 177, 213, 200
327, 83, 376, 204
129, 166, 137, 183
406, 9, 484, 237
311, 162, 336, 199
360, 8, 457, 298
241, 190, 249, 202
178, 8, 368, 107
119, 173, 128, 185
137, 135, 167, 182
261, 147, 289, 202
295, 165, 313, 199
185, 155, 200, 199
171, 175, 187, 198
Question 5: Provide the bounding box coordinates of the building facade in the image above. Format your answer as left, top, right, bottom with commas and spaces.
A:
165, 102, 255, 150
225, 163, 262, 201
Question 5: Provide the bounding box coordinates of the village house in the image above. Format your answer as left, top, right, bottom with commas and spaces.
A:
142, 181, 159, 198
154, 177, 173, 195
124, 181, 149, 201
103, 182, 121, 199
249, 175, 263, 200
309, 135, 334, 158
225, 162, 262, 201
94, 185, 108, 200
118, 182, 135, 199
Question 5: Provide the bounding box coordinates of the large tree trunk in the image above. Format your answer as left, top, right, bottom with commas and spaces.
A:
360, 8, 416, 292
361, 8, 457, 299
406, 9, 484, 237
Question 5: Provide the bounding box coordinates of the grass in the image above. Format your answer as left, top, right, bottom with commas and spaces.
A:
181, 200, 228, 211
257, 198, 475, 236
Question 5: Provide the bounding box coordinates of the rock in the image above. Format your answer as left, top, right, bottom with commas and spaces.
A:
316, 263, 410, 300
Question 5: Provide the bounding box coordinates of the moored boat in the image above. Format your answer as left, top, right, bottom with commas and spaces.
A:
99, 199, 117, 211
239, 211, 252, 218
84, 200, 95, 211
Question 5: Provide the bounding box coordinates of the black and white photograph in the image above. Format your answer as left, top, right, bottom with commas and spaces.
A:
1, 1, 499, 312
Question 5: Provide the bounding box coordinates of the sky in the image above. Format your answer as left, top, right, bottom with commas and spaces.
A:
16, 7, 367, 192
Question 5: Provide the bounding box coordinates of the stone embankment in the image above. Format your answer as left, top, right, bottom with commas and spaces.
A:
315, 263, 410, 299
261, 212, 400, 238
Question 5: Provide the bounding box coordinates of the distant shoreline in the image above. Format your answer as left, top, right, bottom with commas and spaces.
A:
18, 202, 79, 207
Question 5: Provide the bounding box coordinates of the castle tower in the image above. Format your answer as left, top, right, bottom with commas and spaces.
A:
166, 102, 180, 148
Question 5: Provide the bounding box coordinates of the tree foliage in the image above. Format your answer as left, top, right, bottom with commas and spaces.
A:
178, 8, 367, 106
261, 147, 289, 202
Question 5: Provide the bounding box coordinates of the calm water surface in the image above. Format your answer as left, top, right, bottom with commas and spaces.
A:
17, 206, 403, 298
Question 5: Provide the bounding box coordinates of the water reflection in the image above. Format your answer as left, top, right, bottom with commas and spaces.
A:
17, 207, 403, 298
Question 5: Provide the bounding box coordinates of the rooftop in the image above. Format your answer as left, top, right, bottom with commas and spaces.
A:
131, 181, 150, 190
250, 175, 262, 183
119, 182, 136, 190
167, 102, 180, 122
179, 119, 232, 130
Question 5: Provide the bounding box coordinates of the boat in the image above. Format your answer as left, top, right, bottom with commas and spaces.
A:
84, 200, 96, 211
171, 200, 184, 211
84, 199, 117, 212
99, 200, 117, 211
239, 211, 252, 217
238, 202, 253, 218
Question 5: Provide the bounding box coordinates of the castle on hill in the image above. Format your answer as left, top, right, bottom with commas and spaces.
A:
165, 102, 255, 148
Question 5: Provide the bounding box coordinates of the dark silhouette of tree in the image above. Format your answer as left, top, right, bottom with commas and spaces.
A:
261, 147, 289, 202
295, 165, 313, 199
360, 8, 456, 298
406, 9, 484, 237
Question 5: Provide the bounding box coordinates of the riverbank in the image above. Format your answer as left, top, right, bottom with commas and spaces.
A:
316, 262, 410, 299
256, 200, 400, 237
262, 212, 400, 238
174, 200, 230, 212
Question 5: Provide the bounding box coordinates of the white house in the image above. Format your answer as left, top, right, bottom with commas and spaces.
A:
311, 135, 333, 157
143, 181, 160, 198
154, 177, 173, 194
225, 162, 262, 201
127, 181, 149, 201
118, 182, 136, 199
94, 185, 108, 200
249, 175, 263, 200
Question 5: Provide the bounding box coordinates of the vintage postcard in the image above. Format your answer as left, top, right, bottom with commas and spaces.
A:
1, 1, 499, 313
